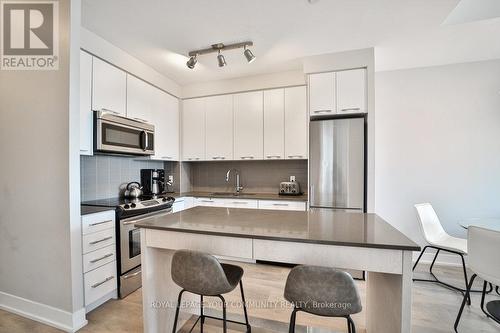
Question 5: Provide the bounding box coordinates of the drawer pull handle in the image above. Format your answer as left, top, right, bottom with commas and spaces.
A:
89, 220, 113, 227
266, 155, 281, 159
288, 155, 303, 159
273, 203, 289, 206
89, 236, 113, 245
231, 202, 247, 204
89, 253, 114, 264
91, 276, 114, 289
162, 156, 173, 159
313, 110, 332, 113
340, 107, 361, 112
201, 200, 214, 203
240, 156, 254, 159
123, 270, 141, 279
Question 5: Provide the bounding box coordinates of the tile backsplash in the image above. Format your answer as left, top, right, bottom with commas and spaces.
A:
80, 155, 164, 201
189, 160, 308, 194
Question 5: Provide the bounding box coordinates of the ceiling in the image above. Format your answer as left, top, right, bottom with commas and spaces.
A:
82, 0, 500, 85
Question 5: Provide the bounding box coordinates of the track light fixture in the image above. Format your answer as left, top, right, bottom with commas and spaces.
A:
243, 45, 256, 63
186, 55, 197, 69
217, 50, 226, 67
186, 41, 255, 69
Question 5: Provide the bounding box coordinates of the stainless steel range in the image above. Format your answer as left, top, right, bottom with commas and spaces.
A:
82, 195, 175, 298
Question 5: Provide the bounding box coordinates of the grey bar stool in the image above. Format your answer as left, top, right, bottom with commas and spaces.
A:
284, 266, 362, 333
171, 250, 251, 333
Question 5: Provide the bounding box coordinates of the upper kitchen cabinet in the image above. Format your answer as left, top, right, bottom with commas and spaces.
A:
80, 51, 93, 155
205, 95, 233, 161
309, 72, 336, 116
263, 89, 284, 160
336, 68, 367, 114
126, 75, 153, 122
152, 88, 179, 161
233, 91, 264, 160
182, 98, 206, 161
285, 86, 307, 159
92, 57, 127, 115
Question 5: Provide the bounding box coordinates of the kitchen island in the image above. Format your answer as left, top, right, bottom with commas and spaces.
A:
137, 207, 420, 333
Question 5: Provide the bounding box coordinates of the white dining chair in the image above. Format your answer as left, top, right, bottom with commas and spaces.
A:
413, 203, 472, 303
454, 226, 500, 331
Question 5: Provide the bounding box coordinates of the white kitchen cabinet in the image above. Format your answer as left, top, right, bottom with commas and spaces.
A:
126, 74, 152, 121
336, 68, 367, 114
182, 98, 206, 161
152, 88, 179, 161
80, 50, 93, 155
92, 57, 127, 115
258, 200, 307, 211
224, 199, 258, 209
309, 72, 336, 116
193, 197, 226, 207
205, 95, 233, 161
263, 89, 284, 160
233, 91, 264, 160
285, 86, 307, 159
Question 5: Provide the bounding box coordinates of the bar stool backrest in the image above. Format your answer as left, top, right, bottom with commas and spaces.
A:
171, 249, 232, 296
415, 203, 448, 244
468, 226, 500, 287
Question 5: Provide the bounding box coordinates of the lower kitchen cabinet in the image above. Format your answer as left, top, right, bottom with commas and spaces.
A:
81, 210, 117, 312
258, 200, 307, 211
190, 197, 306, 211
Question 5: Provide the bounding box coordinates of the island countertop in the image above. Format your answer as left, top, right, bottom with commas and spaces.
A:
136, 206, 420, 251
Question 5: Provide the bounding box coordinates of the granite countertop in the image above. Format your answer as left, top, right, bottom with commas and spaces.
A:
81, 205, 115, 215
136, 206, 420, 251
169, 191, 308, 202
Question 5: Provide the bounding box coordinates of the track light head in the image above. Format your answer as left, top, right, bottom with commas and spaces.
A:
217, 51, 226, 67
186, 55, 197, 69
243, 46, 256, 63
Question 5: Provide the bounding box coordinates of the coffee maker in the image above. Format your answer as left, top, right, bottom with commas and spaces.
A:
140, 169, 165, 197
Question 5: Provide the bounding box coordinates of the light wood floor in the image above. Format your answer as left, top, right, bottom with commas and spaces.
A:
1, 262, 499, 333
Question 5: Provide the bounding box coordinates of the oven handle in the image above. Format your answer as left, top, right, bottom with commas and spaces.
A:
121, 208, 173, 225
123, 270, 141, 279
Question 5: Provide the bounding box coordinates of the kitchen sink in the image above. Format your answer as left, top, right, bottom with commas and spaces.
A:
210, 192, 256, 196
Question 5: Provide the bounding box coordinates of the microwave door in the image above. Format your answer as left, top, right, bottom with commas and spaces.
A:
96, 119, 154, 155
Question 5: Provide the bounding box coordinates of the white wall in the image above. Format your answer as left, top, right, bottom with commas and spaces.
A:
0, 1, 86, 331
81, 27, 181, 97
375, 59, 500, 247
181, 70, 305, 98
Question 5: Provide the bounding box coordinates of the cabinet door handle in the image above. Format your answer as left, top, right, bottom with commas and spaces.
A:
89, 220, 113, 227
231, 202, 247, 204
89, 253, 114, 264
266, 155, 281, 159
288, 155, 304, 159
162, 156, 173, 160
89, 236, 113, 245
313, 110, 332, 113
340, 108, 361, 112
273, 203, 289, 206
240, 156, 254, 160
201, 200, 214, 203
91, 276, 114, 288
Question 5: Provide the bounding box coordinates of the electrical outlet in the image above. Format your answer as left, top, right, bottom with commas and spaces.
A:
168, 175, 174, 182
290, 176, 296, 182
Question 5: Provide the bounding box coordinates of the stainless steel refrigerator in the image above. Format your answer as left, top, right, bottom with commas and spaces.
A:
309, 115, 366, 212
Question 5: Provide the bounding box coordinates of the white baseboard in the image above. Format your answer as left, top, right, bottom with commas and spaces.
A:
412, 248, 466, 267
0, 291, 88, 332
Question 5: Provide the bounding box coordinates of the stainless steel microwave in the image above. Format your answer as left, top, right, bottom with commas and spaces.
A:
94, 110, 154, 156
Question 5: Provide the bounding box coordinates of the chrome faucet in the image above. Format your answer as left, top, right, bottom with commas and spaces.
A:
225, 168, 243, 194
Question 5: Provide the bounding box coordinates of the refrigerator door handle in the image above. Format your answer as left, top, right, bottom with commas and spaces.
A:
310, 185, 314, 204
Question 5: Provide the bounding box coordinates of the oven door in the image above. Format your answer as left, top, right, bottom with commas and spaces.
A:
119, 209, 173, 274
95, 113, 154, 155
